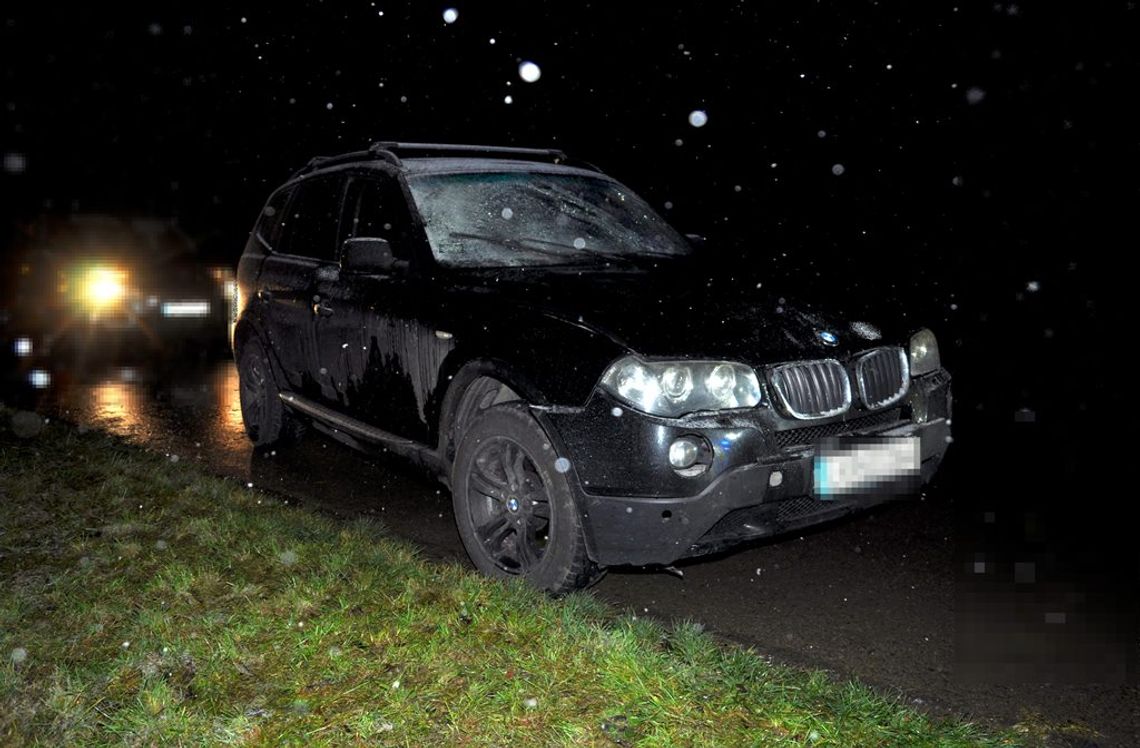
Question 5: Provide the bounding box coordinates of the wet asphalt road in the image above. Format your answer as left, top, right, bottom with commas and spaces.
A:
15, 358, 1137, 746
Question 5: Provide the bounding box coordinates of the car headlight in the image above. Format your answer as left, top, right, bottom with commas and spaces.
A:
908, 328, 941, 377
600, 356, 763, 417
81, 265, 129, 310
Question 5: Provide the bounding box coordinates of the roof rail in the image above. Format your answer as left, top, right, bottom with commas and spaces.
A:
370, 141, 569, 162
290, 146, 402, 179
292, 141, 597, 180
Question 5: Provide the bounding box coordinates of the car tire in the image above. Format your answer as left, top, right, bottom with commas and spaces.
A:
237, 338, 306, 447
451, 403, 602, 594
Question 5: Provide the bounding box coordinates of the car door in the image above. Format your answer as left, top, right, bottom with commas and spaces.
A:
257, 173, 347, 396
313, 170, 452, 442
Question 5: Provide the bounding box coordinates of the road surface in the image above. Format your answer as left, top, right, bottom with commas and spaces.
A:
11, 358, 1135, 746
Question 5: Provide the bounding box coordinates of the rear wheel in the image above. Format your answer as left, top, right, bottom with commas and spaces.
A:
451, 404, 601, 594
237, 339, 305, 446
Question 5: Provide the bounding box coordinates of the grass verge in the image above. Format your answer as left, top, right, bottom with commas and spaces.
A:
0, 409, 1019, 746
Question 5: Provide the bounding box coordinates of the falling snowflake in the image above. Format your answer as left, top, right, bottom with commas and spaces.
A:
573, 237, 586, 249
10, 648, 27, 664
500, 207, 514, 220
966, 87, 986, 105
554, 457, 572, 473
442, 8, 458, 23
688, 109, 708, 127
518, 61, 541, 83
831, 163, 846, 176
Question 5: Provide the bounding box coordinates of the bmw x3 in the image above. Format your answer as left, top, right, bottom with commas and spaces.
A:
233, 142, 952, 592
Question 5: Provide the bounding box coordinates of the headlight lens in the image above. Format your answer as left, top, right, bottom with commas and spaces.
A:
908, 328, 941, 377
82, 266, 128, 309
601, 356, 763, 417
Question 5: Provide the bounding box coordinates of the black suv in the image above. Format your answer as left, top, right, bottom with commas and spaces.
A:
233, 142, 952, 592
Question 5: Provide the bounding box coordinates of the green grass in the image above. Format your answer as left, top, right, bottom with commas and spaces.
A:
0, 409, 1021, 746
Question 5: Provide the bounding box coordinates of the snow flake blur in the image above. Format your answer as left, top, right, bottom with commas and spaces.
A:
518, 61, 542, 83
442, 8, 459, 24
3, 152, 26, 174
688, 110, 708, 127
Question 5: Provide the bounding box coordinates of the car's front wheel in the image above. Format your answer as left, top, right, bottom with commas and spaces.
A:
451, 404, 601, 594
237, 338, 306, 447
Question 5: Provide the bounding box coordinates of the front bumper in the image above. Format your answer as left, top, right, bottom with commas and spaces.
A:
539, 369, 952, 566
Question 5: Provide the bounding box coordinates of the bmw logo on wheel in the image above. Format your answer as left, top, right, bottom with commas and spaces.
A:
816, 330, 839, 346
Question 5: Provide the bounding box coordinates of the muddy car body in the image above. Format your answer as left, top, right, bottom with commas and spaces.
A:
233, 142, 952, 592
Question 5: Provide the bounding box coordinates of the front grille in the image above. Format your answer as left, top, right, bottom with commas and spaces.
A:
767, 359, 851, 420
856, 347, 909, 409
773, 408, 904, 450
774, 495, 826, 522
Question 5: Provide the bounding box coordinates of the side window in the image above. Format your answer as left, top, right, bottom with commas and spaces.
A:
341, 175, 415, 258
277, 175, 346, 262
255, 186, 294, 248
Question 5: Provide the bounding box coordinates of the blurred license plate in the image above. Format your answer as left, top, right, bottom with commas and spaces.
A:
813, 437, 920, 498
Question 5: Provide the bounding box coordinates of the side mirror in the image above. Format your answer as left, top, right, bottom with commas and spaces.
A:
342, 237, 400, 273
685, 233, 707, 250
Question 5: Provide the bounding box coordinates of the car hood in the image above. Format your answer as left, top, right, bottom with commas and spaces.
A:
447, 268, 901, 366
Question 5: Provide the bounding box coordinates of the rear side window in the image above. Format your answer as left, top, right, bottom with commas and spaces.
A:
255, 186, 294, 248
277, 175, 346, 261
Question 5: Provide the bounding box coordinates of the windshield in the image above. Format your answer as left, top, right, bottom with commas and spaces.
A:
406, 171, 692, 268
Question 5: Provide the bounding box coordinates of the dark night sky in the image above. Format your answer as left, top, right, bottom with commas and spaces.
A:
1, 2, 1133, 464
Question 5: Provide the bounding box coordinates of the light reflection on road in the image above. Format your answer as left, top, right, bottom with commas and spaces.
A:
44, 360, 254, 477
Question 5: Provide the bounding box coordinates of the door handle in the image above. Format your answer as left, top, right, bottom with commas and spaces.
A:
313, 302, 334, 317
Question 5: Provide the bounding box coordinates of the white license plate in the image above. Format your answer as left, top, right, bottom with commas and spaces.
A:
813, 437, 920, 498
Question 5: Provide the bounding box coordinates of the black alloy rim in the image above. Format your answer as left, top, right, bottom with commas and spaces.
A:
465, 437, 552, 573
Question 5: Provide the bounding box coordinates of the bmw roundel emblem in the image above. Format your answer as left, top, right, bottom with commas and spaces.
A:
817, 330, 839, 346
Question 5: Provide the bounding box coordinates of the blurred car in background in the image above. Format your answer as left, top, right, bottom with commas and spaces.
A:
1, 213, 234, 392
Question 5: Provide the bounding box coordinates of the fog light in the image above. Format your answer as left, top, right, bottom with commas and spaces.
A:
668, 437, 701, 469
14, 337, 32, 357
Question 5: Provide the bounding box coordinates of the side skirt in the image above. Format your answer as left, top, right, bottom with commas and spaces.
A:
279, 392, 445, 475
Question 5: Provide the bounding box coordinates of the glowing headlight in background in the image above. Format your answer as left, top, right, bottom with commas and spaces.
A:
14, 337, 32, 357
83, 266, 128, 309
28, 369, 51, 388
161, 300, 211, 318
